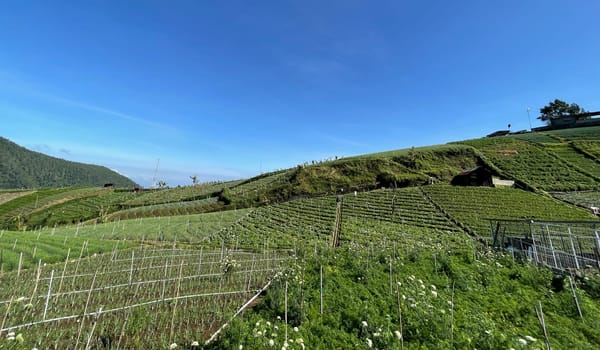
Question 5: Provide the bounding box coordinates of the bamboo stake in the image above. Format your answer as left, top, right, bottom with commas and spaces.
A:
170, 260, 184, 343
75, 269, 98, 349
535, 300, 551, 350
43, 270, 54, 320
320, 265, 323, 315
57, 248, 70, 294
450, 281, 455, 345
285, 281, 288, 344
17, 252, 23, 278
29, 259, 42, 304
568, 275, 583, 319
395, 279, 404, 350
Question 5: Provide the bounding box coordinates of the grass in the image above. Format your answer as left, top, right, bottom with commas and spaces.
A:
208, 219, 600, 350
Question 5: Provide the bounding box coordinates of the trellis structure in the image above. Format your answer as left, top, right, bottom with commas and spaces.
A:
489, 219, 600, 271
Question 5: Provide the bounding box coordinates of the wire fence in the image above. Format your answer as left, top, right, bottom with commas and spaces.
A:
0, 246, 292, 347
489, 219, 600, 271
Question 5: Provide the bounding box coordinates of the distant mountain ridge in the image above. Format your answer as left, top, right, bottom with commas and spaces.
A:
0, 137, 137, 189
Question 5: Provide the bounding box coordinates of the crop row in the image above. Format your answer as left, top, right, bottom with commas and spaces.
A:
572, 140, 600, 160
541, 143, 600, 179
107, 197, 221, 220
123, 180, 242, 207
227, 170, 293, 198
0, 188, 110, 230
422, 185, 597, 237
460, 137, 599, 191
0, 230, 136, 272
207, 188, 465, 250
0, 190, 33, 206
342, 188, 461, 233
24, 190, 138, 228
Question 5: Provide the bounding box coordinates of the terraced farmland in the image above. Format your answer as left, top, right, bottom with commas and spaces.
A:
25, 190, 137, 228
422, 185, 598, 237
542, 143, 600, 178
0, 230, 136, 272
0, 188, 109, 230
0, 190, 32, 206
107, 197, 222, 221
123, 180, 242, 207
343, 188, 460, 233
460, 137, 599, 191
228, 171, 292, 197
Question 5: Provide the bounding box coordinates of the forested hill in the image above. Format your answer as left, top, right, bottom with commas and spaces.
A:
0, 137, 137, 189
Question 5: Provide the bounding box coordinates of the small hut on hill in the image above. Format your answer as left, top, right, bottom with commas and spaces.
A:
451, 166, 493, 186
451, 166, 514, 187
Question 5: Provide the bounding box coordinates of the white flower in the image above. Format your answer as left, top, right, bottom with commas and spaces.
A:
518, 338, 527, 345
191, 341, 199, 346
266, 321, 271, 326
374, 332, 381, 337
269, 339, 275, 346
7, 336, 15, 341
293, 326, 299, 332
277, 316, 282, 320
524, 335, 537, 342
239, 345, 244, 350
7, 332, 15, 338
169, 343, 177, 349
394, 330, 402, 340
431, 290, 438, 297
257, 331, 263, 336
431, 285, 437, 290
366, 338, 373, 348
361, 321, 368, 327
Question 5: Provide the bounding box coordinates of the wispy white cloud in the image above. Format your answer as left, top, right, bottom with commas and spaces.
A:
0, 71, 178, 133
46, 94, 177, 132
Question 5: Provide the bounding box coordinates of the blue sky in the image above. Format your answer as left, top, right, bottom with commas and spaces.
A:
1, 1, 599, 187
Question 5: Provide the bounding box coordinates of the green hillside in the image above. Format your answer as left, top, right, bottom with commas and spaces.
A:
2, 127, 600, 349
3, 126, 600, 229
0, 136, 137, 189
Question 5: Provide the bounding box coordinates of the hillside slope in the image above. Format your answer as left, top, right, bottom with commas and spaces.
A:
0, 137, 137, 188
